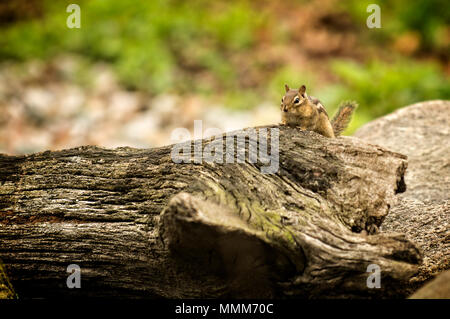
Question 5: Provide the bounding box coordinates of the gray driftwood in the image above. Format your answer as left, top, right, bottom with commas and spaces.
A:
0, 125, 421, 298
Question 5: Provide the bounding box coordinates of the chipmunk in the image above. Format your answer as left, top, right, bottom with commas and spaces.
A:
281, 84, 358, 138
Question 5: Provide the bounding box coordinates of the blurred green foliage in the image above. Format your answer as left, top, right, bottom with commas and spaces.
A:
343, 0, 450, 52
0, 0, 448, 133
0, 0, 267, 94
317, 59, 450, 134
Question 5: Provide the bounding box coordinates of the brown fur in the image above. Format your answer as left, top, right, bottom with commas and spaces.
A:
280, 85, 357, 138
331, 101, 358, 136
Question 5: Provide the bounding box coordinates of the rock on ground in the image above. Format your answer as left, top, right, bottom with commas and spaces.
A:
354, 100, 450, 295
409, 270, 450, 299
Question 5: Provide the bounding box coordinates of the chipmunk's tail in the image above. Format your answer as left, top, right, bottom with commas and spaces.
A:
331, 101, 358, 136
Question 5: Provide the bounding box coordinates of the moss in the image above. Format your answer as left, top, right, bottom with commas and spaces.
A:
200, 178, 302, 248
0, 261, 17, 299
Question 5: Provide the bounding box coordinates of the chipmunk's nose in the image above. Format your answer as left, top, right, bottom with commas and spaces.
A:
283, 106, 288, 112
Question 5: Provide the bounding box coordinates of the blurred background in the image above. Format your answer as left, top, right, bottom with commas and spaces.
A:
0, 0, 449, 155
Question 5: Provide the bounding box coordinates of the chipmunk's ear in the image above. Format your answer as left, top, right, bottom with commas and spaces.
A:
284, 84, 290, 93
298, 85, 306, 97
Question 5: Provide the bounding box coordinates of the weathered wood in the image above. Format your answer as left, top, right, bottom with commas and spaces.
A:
0, 125, 420, 298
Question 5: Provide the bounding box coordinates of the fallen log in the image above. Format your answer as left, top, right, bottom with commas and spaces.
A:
0, 125, 420, 298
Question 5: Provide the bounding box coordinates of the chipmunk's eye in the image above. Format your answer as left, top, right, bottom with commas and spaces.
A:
294, 98, 300, 104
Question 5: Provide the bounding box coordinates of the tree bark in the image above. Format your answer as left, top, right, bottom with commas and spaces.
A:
0, 125, 421, 298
